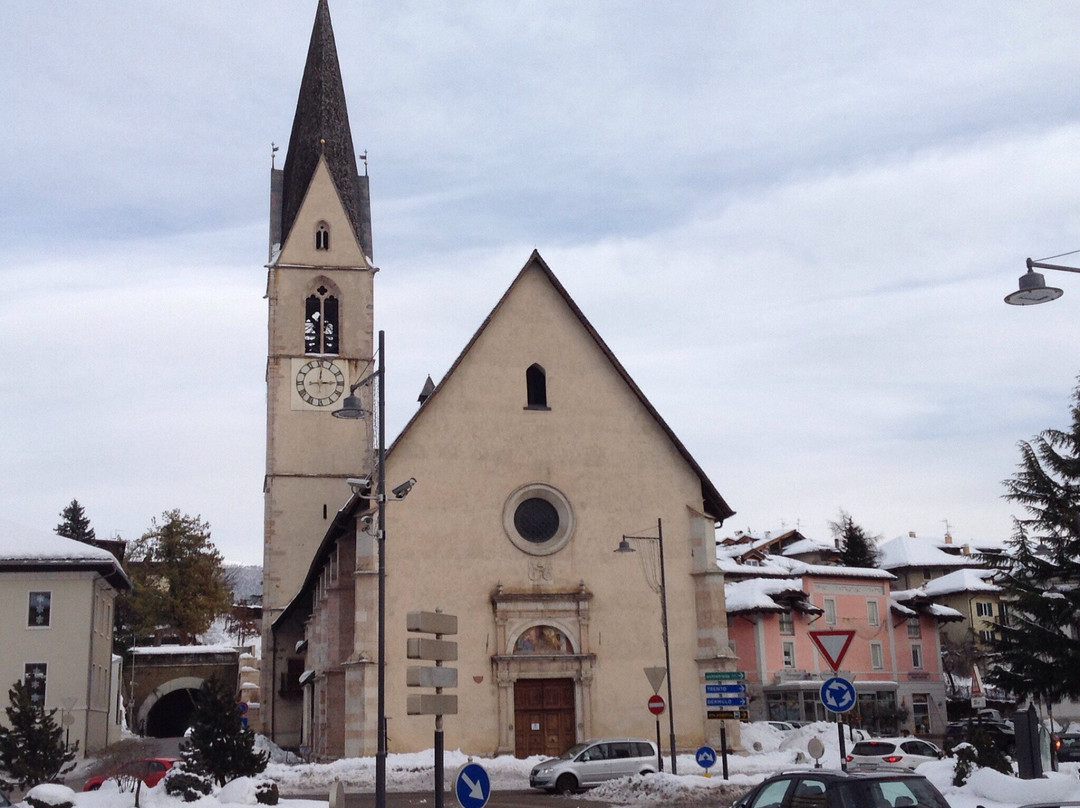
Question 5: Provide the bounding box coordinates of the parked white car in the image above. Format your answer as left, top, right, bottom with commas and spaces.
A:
846, 737, 944, 770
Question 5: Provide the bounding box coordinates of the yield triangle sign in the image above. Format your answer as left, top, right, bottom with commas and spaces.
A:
809, 630, 856, 671
644, 667, 667, 694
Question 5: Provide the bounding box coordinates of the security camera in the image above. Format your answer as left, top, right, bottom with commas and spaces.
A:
347, 476, 372, 495
391, 477, 417, 500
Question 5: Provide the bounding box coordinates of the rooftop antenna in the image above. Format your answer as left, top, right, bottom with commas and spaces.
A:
271, 142, 279, 169
359, 150, 368, 176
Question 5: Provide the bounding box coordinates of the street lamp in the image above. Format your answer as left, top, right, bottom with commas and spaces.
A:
333, 329, 393, 808
1005, 257, 1080, 305
615, 517, 677, 774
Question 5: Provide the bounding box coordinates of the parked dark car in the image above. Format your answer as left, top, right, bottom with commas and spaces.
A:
1055, 733, 1080, 763
732, 769, 951, 808
943, 720, 1015, 754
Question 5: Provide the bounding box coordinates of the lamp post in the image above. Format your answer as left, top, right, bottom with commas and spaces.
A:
1005, 257, 1080, 305
333, 330, 388, 808
615, 517, 677, 774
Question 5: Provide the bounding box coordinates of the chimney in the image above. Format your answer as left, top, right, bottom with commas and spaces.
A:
944, 533, 953, 545
909, 531, 916, 538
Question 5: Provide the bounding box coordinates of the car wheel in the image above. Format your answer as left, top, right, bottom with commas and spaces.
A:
555, 773, 577, 794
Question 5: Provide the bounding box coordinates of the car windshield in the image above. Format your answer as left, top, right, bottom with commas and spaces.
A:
558, 743, 590, 760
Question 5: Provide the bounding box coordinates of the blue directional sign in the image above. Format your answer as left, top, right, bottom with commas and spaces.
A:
695, 745, 717, 770
705, 683, 747, 694
455, 762, 490, 808
820, 676, 856, 714
706, 696, 748, 707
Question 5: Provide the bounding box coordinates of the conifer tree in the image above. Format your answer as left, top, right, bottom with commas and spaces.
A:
118, 510, 232, 645
181, 678, 267, 786
985, 377, 1080, 705
829, 510, 881, 568
0, 680, 78, 790
55, 499, 95, 544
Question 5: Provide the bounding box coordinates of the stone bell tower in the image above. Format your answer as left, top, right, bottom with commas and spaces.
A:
261, 0, 375, 741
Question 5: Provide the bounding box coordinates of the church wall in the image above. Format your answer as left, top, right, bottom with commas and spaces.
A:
373, 264, 730, 755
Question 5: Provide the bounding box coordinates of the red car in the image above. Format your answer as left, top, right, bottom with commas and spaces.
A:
83, 757, 179, 791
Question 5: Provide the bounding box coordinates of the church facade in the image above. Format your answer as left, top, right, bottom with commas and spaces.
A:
262, 1, 739, 759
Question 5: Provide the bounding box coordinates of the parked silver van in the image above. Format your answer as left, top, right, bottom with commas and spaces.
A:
528, 738, 658, 793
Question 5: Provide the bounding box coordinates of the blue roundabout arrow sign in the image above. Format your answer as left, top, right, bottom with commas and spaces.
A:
819, 676, 856, 713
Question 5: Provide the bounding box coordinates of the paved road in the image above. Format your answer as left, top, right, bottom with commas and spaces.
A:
286, 790, 673, 808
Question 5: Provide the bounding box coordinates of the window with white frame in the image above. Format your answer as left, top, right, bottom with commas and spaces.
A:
911, 643, 923, 669
976, 601, 994, 618
867, 599, 879, 626
824, 598, 837, 626
870, 641, 884, 669
782, 640, 795, 668
24, 663, 47, 705
907, 616, 921, 638
28, 591, 51, 628
979, 629, 996, 643
778, 611, 794, 635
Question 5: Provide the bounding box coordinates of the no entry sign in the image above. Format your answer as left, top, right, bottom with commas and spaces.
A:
648, 694, 665, 715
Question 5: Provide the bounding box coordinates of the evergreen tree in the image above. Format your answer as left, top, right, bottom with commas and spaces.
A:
118, 510, 232, 645
181, 678, 267, 786
0, 680, 78, 790
829, 510, 881, 567
984, 377, 1080, 706
55, 499, 95, 544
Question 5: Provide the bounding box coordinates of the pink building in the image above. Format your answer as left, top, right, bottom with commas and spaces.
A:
722, 554, 960, 738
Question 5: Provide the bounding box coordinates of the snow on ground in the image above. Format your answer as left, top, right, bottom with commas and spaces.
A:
18, 722, 1080, 808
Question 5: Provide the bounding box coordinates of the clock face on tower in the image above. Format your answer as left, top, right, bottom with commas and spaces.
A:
292, 358, 346, 408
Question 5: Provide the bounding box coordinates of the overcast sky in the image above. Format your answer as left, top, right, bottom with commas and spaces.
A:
4, 2, 1080, 564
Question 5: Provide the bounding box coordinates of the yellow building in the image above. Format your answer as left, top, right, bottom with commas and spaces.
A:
262, 2, 738, 759
0, 521, 130, 753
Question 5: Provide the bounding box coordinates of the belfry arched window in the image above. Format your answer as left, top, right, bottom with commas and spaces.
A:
304, 285, 339, 354
315, 222, 330, 251
526, 364, 548, 409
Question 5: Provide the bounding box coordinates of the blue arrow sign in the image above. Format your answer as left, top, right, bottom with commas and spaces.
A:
706, 696, 748, 707
695, 745, 717, 770
455, 762, 490, 808
705, 683, 747, 694
819, 676, 856, 714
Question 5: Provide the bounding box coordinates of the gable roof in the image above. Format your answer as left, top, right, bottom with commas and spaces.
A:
387, 250, 734, 523
922, 567, 1001, 597
877, 533, 980, 571
0, 519, 131, 591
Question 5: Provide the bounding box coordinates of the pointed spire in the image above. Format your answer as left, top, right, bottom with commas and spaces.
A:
280, 0, 372, 257
417, 375, 435, 405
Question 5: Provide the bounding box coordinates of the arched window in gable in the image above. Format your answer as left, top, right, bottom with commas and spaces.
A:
315, 222, 330, 251
513, 625, 574, 655
525, 364, 548, 409
304, 285, 339, 355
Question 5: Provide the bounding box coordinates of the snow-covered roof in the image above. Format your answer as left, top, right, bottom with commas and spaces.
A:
780, 537, 835, 557
877, 533, 981, 571
0, 519, 130, 590
725, 577, 809, 613
890, 588, 965, 622
923, 567, 1001, 597
131, 644, 237, 656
